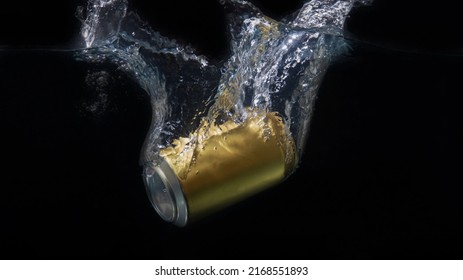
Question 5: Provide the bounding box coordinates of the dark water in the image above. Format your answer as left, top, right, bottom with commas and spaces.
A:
1, 0, 463, 259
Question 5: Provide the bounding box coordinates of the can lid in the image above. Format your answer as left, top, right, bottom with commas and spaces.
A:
143, 160, 188, 227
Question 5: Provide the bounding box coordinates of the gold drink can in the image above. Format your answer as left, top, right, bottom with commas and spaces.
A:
143, 110, 296, 227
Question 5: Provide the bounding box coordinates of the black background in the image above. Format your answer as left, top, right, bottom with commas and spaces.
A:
1, 0, 462, 259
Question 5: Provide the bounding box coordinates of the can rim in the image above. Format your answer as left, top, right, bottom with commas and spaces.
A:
143, 160, 188, 227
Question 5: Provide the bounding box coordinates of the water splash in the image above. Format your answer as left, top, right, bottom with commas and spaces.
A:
76, 0, 219, 164
76, 0, 371, 168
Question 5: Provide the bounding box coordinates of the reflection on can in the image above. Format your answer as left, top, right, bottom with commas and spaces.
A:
143, 110, 296, 226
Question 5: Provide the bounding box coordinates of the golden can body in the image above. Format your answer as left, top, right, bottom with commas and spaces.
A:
143, 111, 296, 226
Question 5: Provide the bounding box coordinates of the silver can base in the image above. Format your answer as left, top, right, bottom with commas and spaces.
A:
143, 160, 188, 227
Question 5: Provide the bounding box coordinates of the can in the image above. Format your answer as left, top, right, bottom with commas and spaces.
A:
143, 110, 296, 226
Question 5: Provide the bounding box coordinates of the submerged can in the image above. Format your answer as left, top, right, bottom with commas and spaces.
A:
139, 0, 365, 226
143, 111, 296, 226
